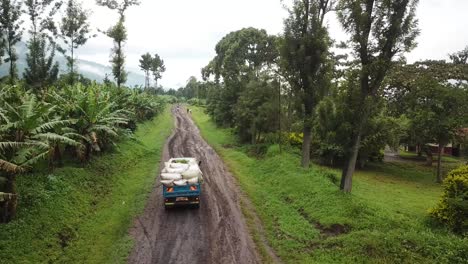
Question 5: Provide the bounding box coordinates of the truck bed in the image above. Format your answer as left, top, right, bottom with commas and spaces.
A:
163, 183, 201, 208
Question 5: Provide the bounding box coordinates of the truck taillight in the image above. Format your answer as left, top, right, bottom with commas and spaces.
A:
166, 187, 174, 192
190, 185, 197, 191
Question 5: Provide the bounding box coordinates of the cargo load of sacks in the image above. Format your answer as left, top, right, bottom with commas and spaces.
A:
160, 158, 203, 187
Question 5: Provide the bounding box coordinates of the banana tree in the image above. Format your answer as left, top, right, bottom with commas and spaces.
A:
0, 92, 79, 221
51, 84, 130, 161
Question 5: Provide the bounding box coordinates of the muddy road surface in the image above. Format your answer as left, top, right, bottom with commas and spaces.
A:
128, 107, 261, 264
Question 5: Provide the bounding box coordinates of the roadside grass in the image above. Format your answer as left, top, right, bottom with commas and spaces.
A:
0, 107, 173, 264
190, 106, 467, 264
399, 150, 466, 164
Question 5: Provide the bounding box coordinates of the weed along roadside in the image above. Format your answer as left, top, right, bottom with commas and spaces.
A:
190, 106, 468, 264
0, 107, 173, 263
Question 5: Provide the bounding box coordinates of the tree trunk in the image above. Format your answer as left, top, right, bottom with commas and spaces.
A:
340, 133, 362, 193
436, 142, 444, 183
301, 124, 312, 168
9, 42, 14, 83
301, 96, 313, 168
5, 174, 17, 222
117, 40, 122, 89
70, 36, 74, 84
54, 143, 63, 167
425, 148, 433, 166
251, 121, 257, 145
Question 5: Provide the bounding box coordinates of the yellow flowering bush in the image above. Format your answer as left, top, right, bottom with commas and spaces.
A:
429, 165, 468, 234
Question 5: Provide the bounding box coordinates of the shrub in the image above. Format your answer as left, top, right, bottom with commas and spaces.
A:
288, 133, 303, 146
429, 165, 468, 234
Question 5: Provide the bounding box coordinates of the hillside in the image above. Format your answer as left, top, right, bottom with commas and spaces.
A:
0, 42, 145, 87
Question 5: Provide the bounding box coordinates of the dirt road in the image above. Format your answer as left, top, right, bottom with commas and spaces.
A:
127, 107, 261, 264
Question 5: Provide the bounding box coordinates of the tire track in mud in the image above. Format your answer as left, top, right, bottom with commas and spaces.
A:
128, 106, 261, 264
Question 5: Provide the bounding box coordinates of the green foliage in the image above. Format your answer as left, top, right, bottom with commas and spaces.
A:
95, 0, 140, 17
139, 52, 152, 89
192, 107, 467, 264
0, 82, 165, 222
0, 0, 23, 82
234, 78, 279, 143
280, 0, 334, 167
97, 0, 140, 89
150, 53, 165, 86
449, 46, 468, 65
336, 0, 420, 191
24, 38, 60, 91
50, 84, 132, 161
203, 27, 278, 127
430, 165, 468, 234
23, 0, 62, 91
187, 98, 205, 106
387, 64, 468, 181
0, 85, 78, 173
0, 109, 172, 263
58, 0, 94, 82
280, 0, 333, 104
106, 19, 127, 88
312, 80, 409, 167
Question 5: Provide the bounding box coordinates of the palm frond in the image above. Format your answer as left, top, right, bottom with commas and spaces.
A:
32, 119, 73, 134
91, 125, 119, 137
33, 133, 81, 146
0, 141, 42, 151
20, 150, 50, 168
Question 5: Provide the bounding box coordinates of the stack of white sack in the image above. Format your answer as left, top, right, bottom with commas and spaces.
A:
160, 161, 203, 187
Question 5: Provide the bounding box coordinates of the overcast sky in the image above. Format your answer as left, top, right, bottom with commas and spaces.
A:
77, 0, 468, 88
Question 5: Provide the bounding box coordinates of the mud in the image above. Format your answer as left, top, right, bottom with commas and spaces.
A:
128, 107, 261, 264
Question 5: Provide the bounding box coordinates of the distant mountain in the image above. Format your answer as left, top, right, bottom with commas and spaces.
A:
0, 42, 145, 87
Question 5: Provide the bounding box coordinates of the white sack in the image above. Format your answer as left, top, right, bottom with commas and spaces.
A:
182, 165, 202, 179
173, 179, 188, 186
165, 167, 187, 173
161, 180, 174, 187
186, 177, 199, 185
161, 173, 182, 181
170, 163, 190, 169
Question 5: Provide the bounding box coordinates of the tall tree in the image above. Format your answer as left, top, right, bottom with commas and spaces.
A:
0, 14, 4, 68
0, 0, 23, 83
23, 0, 62, 91
202, 27, 278, 127
337, 0, 420, 192
150, 53, 165, 88
139, 52, 152, 89
280, 0, 334, 168
96, 0, 140, 88
387, 59, 468, 182
58, 0, 94, 84
449, 46, 468, 65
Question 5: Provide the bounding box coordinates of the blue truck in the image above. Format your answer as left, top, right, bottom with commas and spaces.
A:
161, 158, 203, 209
163, 183, 201, 209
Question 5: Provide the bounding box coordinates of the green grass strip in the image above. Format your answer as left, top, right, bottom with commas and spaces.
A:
190, 106, 467, 264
